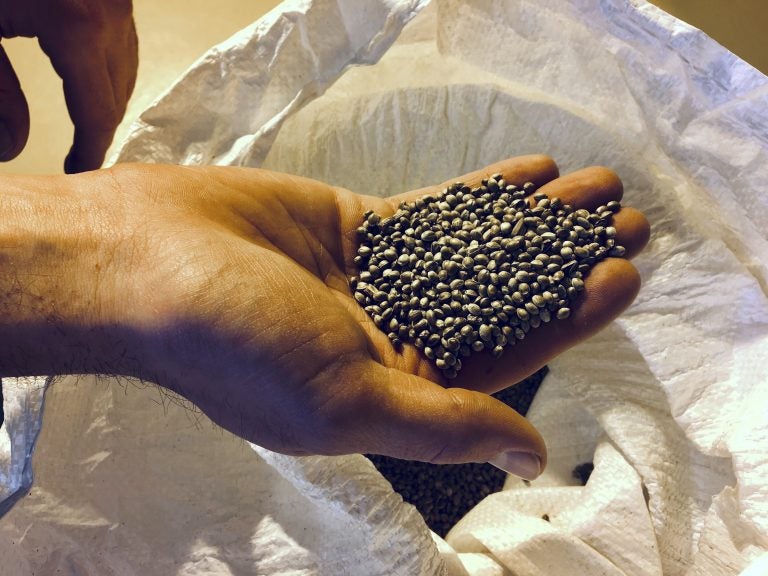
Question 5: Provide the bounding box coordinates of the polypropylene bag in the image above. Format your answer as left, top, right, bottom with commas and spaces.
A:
1, 1, 766, 574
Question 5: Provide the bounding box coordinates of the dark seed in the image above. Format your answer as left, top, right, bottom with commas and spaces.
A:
351, 178, 623, 378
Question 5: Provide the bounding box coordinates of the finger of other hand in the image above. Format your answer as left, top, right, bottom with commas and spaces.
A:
63, 58, 121, 173
0, 44, 30, 161
107, 19, 138, 107
40, 37, 124, 173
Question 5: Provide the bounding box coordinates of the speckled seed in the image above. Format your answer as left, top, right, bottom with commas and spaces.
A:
351, 178, 626, 378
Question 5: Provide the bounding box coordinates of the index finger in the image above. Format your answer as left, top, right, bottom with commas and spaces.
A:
387, 154, 560, 208
41, 38, 122, 173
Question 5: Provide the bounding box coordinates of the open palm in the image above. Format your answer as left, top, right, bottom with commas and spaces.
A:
111, 155, 649, 478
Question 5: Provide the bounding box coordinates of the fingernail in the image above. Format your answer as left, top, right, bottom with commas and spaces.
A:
0, 123, 14, 160
488, 451, 542, 480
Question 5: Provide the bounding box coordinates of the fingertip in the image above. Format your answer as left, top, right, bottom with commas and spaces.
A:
0, 121, 18, 161
64, 150, 75, 174
613, 207, 651, 259
488, 450, 542, 481
65, 135, 110, 173
457, 256, 643, 392
64, 151, 92, 174
64, 149, 102, 174
591, 166, 624, 201
563, 257, 639, 331
620, 256, 642, 300
508, 154, 559, 184
531, 154, 559, 182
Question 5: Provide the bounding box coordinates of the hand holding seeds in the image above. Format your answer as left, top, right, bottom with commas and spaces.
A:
0, 157, 648, 480
353, 173, 627, 381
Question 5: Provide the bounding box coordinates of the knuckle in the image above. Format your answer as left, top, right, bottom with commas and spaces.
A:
445, 388, 471, 417
531, 153, 558, 173
420, 389, 470, 464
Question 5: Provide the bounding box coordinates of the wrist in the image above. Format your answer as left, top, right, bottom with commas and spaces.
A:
0, 170, 137, 378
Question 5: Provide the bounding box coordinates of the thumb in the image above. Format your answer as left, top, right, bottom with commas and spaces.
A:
337, 362, 547, 480
0, 44, 30, 162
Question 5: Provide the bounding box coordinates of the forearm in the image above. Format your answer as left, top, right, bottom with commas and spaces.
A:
0, 171, 134, 378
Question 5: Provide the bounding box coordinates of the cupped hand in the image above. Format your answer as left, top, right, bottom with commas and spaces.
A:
104, 156, 649, 479
0, 0, 137, 172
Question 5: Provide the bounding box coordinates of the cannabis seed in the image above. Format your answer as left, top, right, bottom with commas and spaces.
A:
352, 179, 626, 378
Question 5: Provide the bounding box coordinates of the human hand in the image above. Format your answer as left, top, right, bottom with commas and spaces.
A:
0, 156, 649, 480
97, 156, 648, 479
0, 0, 137, 172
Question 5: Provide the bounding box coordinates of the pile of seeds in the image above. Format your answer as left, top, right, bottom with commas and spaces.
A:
368, 367, 547, 537
351, 175, 624, 379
